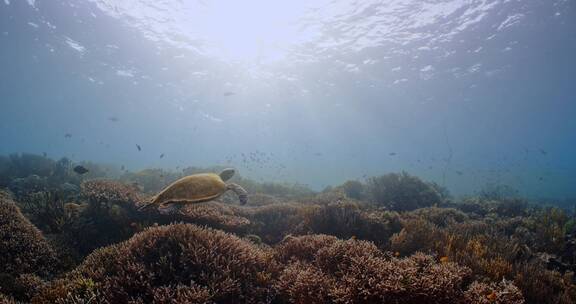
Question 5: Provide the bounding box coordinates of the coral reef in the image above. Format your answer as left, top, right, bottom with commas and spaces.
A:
178, 202, 251, 233
1, 155, 576, 303
337, 180, 366, 200
303, 201, 402, 247
34, 224, 277, 304
366, 171, 442, 211
242, 203, 312, 244
0, 196, 58, 277
274, 235, 521, 304
464, 281, 524, 304
0, 293, 15, 304
0, 195, 58, 301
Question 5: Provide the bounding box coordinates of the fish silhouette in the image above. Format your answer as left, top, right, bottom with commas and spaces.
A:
73, 165, 89, 175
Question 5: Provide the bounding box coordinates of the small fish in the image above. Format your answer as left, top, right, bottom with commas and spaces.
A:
64, 133, 72, 139
73, 165, 89, 175
136, 144, 141, 151
439, 256, 449, 264
394, 251, 400, 257
389, 152, 397, 156
121, 165, 125, 170
223, 91, 235, 96
160, 153, 165, 159
539, 149, 547, 155
314, 152, 323, 156
486, 291, 497, 302
42, 152, 47, 157
455, 170, 464, 176
108, 116, 119, 122
538, 176, 544, 181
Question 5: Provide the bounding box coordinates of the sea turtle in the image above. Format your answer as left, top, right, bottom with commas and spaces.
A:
137, 168, 247, 212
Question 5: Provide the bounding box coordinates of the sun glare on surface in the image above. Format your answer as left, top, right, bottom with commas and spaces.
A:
184, 0, 315, 64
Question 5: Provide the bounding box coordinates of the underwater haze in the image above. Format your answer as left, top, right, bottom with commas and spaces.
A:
1, 0, 576, 199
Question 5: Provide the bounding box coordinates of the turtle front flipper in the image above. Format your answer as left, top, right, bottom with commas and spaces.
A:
157, 202, 186, 214
137, 196, 158, 211
226, 183, 248, 205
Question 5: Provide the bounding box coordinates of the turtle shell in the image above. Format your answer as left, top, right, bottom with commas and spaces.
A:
152, 173, 227, 206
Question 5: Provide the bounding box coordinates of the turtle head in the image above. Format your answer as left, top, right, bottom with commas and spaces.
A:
219, 168, 236, 181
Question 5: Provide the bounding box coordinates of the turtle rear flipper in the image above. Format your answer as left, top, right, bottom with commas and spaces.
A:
227, 183, 248, 205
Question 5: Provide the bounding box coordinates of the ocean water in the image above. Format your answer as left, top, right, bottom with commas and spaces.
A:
1, 0, 575, 200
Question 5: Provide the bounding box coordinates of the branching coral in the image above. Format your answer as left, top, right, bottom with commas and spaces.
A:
390, 218, 443, 255
274, 234, 340, 264
304, 200, 401, 248
273, 235, 500, 304
0, 196, 58, 277
275, 261, 335, 304
405, 207, 469, 228
0, 274, 45, 302
336, 180, 366, 200
0, 196, 58, 301
365, 171, 442, 211
244, 193, 281, 206
524, 207, 568, 253
81, 179, 142, 207
177, 202, 251, 233
34, 223, 278, 304
0, 293, 15, 304
464, 280, 524, 304
15, 190, 73, 234
57, 180, 147, 255
242, 203, 313, 244
514, 262, 576, 304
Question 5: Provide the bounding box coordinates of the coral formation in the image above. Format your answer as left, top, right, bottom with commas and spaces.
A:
178, 202, 251, 233
274, 235, 520, 304
366, 171, 442, 211
1, 155, 575, 303
337, 180, 366, 200
0, 195, 57, 301
0, 196, 58, 277
303, 201, 402, 247
34, 223, 277, 304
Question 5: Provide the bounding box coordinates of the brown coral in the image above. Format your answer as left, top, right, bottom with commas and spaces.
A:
514, 262, 576, 304
178, 202, 251, 233
274, 235, 483, 304
0, 196, 57, 301
274, 234, 340, 263
0, 196, 57, 277
390, 218, 443, 255
243, 203, 312, 244
275, 261, 335, 304
304, 201, 401, 247
0, 293, 15, 304
34, 223, 278, 304
80, 179, 142, 207
464, 280, 524, 304
365, 171, 442, 211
